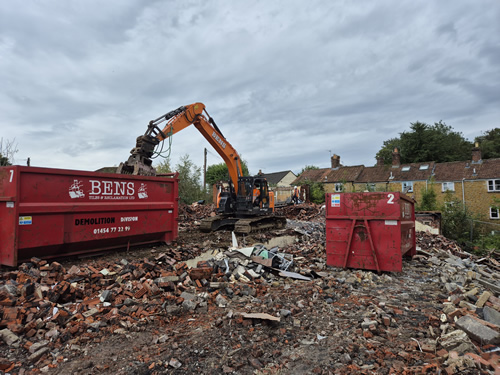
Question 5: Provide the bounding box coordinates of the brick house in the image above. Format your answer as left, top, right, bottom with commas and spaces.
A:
258, 170, 297, 187
257, 170, 297, 203
293, 147, 500, 224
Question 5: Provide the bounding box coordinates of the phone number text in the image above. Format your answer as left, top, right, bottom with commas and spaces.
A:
93, 226, 131, 235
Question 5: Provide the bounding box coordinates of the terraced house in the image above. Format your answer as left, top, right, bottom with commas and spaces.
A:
294, 145, 500, 225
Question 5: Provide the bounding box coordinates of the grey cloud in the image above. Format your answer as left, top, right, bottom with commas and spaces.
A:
1, 0, 499, 173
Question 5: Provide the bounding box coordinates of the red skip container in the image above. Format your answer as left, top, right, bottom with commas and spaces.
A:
0, 166, 178, 266
326, 192, 415, 272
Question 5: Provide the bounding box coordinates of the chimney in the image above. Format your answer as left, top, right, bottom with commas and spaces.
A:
331, 154, 340, 168
471, 142, 482, 164
377, 157, 384, 166
392, 148, 400, 168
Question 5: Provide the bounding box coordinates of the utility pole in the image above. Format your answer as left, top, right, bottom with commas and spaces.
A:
203, 148, 207, 190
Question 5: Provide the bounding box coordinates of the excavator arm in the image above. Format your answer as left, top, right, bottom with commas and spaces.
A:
117, 103, 243, 193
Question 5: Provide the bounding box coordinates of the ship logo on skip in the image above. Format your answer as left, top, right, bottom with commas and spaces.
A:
138, 183, 148, 199
69, 180, 85, 199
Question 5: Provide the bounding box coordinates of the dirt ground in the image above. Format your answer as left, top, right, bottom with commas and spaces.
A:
0, 204, 491, 374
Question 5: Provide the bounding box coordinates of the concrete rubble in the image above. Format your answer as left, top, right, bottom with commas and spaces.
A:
0, 203, 497, 374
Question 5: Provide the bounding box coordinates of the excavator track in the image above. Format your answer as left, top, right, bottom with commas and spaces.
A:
200, 215, 239, 232
200, 215, 287, 234
234, 216, 287, 234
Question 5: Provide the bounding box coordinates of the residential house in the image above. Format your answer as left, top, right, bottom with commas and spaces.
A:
293, 146, 500, 225
431, 145, 500, 223
258, 170, 297, 203
258, 170, 297, 187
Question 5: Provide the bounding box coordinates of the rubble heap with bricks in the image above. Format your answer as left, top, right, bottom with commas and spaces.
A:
0, 204, 498, 374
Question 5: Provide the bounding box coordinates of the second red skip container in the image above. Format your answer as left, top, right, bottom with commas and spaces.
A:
325, 192, 416, 272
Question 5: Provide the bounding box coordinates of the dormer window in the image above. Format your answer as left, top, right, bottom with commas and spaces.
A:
419, 165, 429, 170
402, 166, 410, 172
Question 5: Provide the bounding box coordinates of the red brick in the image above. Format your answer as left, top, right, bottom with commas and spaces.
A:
189, 267, 213, 280
465, 352, 493, 370
436, 349, 448, 357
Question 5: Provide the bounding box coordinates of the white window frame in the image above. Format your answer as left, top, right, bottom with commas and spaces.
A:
442, 182, 455, 192
334, 183, 344, 192
402, 181, 414, 193
490, 207, 499, 220
488, 179, 500, 192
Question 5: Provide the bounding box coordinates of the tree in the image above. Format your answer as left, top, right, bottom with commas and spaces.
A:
299, 165, 319, 175
375, 138, 401, 165
475, 128, 500, 159
440, 191, 480, 245
155, 158, 172, 174
301, 180, 325, 204
416, 177, 438, 211
376, 121, 473, 164
205, 159, 250, 186
175, 154, 204, 204
0, 138, 18, 166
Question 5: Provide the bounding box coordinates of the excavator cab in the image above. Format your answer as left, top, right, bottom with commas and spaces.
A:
216, 176, 273, 216
234, 177, 272, 214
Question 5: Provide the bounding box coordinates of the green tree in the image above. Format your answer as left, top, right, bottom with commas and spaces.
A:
416, 178, 438, 211
376, 121, 473, 164
299, 165, 319, 175
375, 138, 401, 165
205, 159, 250, 186
175, 154, 204, 204
0, 138, 18, 166
441, 191, 479, 244
475, 128, 500, 159
154, 158, 172, 174
0, 154, 9, 166
302, 180, 325, 204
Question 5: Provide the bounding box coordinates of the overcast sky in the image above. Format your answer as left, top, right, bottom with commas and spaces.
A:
1, 1, 499, 176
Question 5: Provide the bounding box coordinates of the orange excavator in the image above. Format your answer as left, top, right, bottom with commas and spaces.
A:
117, 103, 286, 234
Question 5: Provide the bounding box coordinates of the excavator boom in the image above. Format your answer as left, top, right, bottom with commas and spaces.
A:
117, 103, 243, 193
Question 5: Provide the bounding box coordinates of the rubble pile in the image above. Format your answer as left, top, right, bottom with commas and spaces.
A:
178, 202, 216, 230
276, 203, 324, 222
417, 232, 469, 257
411, 243, 500, 373
0, 206, 498, 374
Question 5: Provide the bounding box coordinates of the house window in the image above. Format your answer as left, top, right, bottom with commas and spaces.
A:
488, 179, 500, 192
402, 181, 413, 193
419, 165, 429, 170
334, 183, 344, 192
491, 207, 499, 220
442, 182, 455, 192
402, 166, 411, 172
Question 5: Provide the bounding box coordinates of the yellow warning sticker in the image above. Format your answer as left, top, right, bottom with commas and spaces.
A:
19, 216, 32, 225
